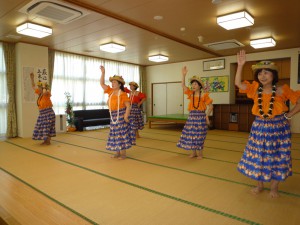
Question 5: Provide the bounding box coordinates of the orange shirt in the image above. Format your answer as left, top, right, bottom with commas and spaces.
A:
185, 89, 213, 111
240, 81, 300, 118
104, 86, 130, 110
35, 89, 53, 110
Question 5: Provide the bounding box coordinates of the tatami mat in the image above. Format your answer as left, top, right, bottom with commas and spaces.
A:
1, 126, 300, 225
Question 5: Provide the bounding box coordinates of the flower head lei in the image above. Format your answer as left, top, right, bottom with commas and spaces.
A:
257, 84, 276, 118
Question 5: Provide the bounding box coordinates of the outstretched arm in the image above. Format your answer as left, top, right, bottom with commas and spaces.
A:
181, 66, 189, 92
100, 66, 108, 91
235, 50, 247, 90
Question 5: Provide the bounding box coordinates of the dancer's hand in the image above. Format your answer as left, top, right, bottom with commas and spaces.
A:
237, 50, 246, 67
100, 65, 105, 74
124, 114, 129, 123
206, 116, 210, 125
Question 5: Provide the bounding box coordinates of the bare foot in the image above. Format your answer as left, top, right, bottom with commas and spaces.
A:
269, 190, 279, 198
250, 186, 264, 195
111, 153, 120, 158
269, 180, 279, 198
197, 151, 203, 160
189, 154, 197, 158
118, 155, 127, 160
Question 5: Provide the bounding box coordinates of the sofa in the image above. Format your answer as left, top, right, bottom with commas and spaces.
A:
73, 109, 110, 131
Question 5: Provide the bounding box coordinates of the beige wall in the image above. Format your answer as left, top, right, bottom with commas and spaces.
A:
146, 48, 300, 133
16, 43, 49, 138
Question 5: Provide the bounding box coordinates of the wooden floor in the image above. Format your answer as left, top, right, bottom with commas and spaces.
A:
0, 125, 300, 225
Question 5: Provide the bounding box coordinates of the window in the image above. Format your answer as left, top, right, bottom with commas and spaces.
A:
0, 43, 8, 136
51, 52, 140, 114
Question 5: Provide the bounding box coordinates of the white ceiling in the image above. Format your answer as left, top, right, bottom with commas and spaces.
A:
1, 0, 300, 66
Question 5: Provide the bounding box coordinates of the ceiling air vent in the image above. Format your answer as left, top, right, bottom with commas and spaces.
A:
19, 0, 90, 24
204, 39, 244, 51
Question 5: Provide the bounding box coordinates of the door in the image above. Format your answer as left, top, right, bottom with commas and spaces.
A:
152, 83, 167, 115
167, 82, 183, 114
152, 82, 183, 116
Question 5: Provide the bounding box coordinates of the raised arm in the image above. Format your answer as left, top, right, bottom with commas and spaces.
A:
181, 66, 189, 92
30, 72, 36, 90
100, 66, 108, 91
235, 50, 247, 90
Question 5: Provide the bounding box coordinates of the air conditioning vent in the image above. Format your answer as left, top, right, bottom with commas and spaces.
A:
204, 39, 244, 51
19, 0, 90, 24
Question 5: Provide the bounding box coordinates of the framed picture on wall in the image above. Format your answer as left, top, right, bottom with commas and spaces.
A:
203, 59, 225, 71
200, 75, 229, 92
298, 54, 300, 83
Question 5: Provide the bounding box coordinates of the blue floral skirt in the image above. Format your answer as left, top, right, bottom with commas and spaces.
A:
106, 108, 136, 151
237, 114, 292, 182
176, 110, 207, 150
129, 103, 144, 131
32, 107, 56, 141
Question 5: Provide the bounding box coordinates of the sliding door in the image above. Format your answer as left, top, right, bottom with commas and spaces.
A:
166, 82, 183, 114
152, 82, 183, 116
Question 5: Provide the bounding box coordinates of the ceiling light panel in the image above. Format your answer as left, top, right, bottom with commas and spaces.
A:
148, 55, 169, 62
16, 23, 52, 38
250, 38, 276, 49
217, 11, 254, 30
99, 43, 126, 53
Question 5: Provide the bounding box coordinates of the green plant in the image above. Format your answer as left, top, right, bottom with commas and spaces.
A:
65, 92, 75, 127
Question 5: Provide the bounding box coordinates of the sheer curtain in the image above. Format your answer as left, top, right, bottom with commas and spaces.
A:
0, 43, 8, 136
51, 51, 140, 114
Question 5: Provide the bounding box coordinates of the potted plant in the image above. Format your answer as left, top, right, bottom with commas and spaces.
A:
65, 92, 76, 131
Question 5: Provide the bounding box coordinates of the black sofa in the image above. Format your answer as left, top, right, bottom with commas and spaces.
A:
73, 109, 110, 131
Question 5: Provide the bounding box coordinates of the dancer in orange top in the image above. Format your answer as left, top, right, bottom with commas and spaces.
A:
30, 72, 56, 145
125, 81, 146, 138
100, 66, 135, 159
235, 50, 300, 198
177, 66, 213, 159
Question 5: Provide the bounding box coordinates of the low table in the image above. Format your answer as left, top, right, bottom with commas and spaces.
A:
148, 114, 189, 128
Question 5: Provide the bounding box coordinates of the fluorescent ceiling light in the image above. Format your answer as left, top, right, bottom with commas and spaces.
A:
148, 55, 169, 62
16, 23, 52, 38
99, 43, 126, 53
250, 38, 276, 49
217, 11, 254, 30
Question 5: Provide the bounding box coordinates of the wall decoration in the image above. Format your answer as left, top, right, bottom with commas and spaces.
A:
23, 67, 49, 103
36, 67, 48, 83
23, 66, 35, 103
201, 76, 229, 92
203, 59, 225, 71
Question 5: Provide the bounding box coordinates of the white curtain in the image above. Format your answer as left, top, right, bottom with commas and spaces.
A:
0, 43, 8, 136
51, 52, 140, 114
